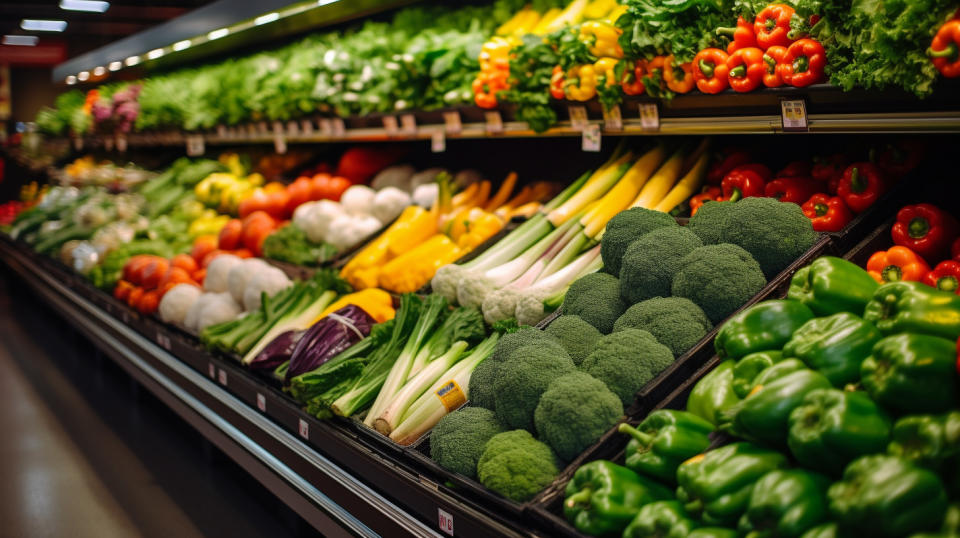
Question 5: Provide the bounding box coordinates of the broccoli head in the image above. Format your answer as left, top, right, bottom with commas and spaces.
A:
477, 430, 559, 502
619, 226, 704, 304
613, 297, 713, 357
534, 372, 623, 461
718, 197, 818, 278
490, 326, 566, 363
581, 329, 675, 406
544, 315, 602, 366
672, 243, 766, 324
600, 207, 678, 276
493, 345, 576, 431
430, 407, 505, 479
468, 358, 500, 411
562, 272, 627, 334
686, 200, 734, 245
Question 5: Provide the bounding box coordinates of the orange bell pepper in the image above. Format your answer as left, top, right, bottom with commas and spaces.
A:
866, 246, 932, 284
693, 48, 730, 94
663, 55, 695, 94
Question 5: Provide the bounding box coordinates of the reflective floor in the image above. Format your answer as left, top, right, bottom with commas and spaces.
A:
0, 271, 317, 538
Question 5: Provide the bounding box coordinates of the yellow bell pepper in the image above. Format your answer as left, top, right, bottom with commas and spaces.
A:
378, 235, 463, 293
532, 8, 563, 35
604, 5, 627, 23
584, 0, 618, 20
456, 209, 505, 250
594, 57, 621, 87
188, 213, 229, 238
565, 64, 599, 101
580, 21, 623, 59
312, 288, 395, 325
341, 206, 435, 289
479, 37, 515, 72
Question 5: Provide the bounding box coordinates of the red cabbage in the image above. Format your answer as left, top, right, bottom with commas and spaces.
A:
248, 330, 305, 371
285, 304, 375, 383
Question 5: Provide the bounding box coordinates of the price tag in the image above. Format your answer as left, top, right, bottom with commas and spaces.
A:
331, 118, 346, 137
286, 121, 299, 136
274, 132, 287, 155
780, 99, 808, 131
319, 119, 333, 136
116, 134, 127, 153
484, 111, 504, 134
582, 123, 602, 152
247, 124, 258, 136
443, 111, 462, 134
568, 105, 588, 130
438, 508, 455, 536
431, 130, 446, 153
298, 418, 309, 439
257, 121, 268, 134
73, 137, 84, 151
603, 105, 623, 131
155, 330, 171, 351
217, 368, 227, 386
186, 135, 205, 156
208, 363, 216, 379
301, 119, 314, 135
382, 115, 399, 135
256, 393, 266, 412
639, 103, 660, 131
400, 114, 417, 135
216, 125, 227, 138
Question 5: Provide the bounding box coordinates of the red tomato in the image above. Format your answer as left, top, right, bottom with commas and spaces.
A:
312, 174, 352, 201
137, 290, 160, 315
171, 254, 199, 274
191, 235, 219, 264
243, 219, 275, 256
127, 287, 144, 309
231, 248, 254, 259
158, 266, 193, 290
192, 268, 206, 284
336, 146, 404, 184
238, 190, 270, 219
218, 219, 243, 250
114, 280, 134, 302
201, 249, 231, 268
285, 177, 314, 215
263, 191, 290, 220
140, 259, 170, 290
123, 255, 154, 284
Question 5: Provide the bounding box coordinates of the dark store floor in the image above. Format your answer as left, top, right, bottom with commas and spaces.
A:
0, 272, 317, 538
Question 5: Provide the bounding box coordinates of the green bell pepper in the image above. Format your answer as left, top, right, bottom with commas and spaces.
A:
689, 529, 740, 538
800, 523, 843, 538
782, 313, 882, 387
888, 411, 960, 469
564, 460, 673, 537
863, 281, 960, 340
715, 300, 815, 359
719, 369, 833, 447
738, 469, 831, 538
619, 410, 714, 485
622, 500, 699, 538
733, 351, 785, 399
688, 360, 742, 426
828, 454, 948, 537
676, 442, 788, 527
788, 256, 879, 316
788, 388, 891, 476
861, 333, 959, 414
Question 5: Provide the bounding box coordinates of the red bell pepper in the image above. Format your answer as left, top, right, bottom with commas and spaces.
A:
643, 56, 668, 96
707, 149, 752, 185
891, 203, 960, 264
776, 160, 813, 178
953, 236, 960, 261
726, 47, 766, 93
836, 163, 885, 213
663, 56, 696, 94
721, 164, 771, 202
717, 16, 758, 54
690, 186, 722, 216
866, 246, 931, 284
928, 19, 960, 78
621, 60, 646, 96
924, 260, 960, 294
754, 4, 795, 49
778, 38, 826, 87
874, 140, 924, 180
693, 48, 730, 94
802, 193, 852, 232
473, 69, 509, 109
766, 176, 820, 204
762, 45, 788, 87
812, 153, 849, 194
550, 66, 566, 99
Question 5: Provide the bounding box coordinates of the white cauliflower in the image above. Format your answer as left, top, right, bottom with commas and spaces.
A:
371, 186, 411, 224
196, 292, 243, 332
456, 271, 496, 309
325, 214, 382, 251
430, 264, 465, 302
482, 288, 522, 325
340, 185, 377, 216
412, 183, 438, 209
242, 266, 292, 311
159, 284, 202, 326
203, 254, 242, 293
294, 199, 344, 244
370, 165, 415, 192
514, 290, 551, 327
227, 258, 271, 305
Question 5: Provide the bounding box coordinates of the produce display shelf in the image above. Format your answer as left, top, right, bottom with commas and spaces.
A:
0, 235, 545, 538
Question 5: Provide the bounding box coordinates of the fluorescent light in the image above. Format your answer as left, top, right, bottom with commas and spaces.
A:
65, 75, 77, 85
21, 19, 67, 32
254, 12, 280, 26
2, 35, 38, 46
124, 55, 139, 66
146, 48, 164, 59
59, 0, 109, 13
77, 71, 89, 81
207, 28, 228, 40
172, 39, 191, 51
92, 66, 106, 76
317, 0, 339, 5
108, 61, 122, 71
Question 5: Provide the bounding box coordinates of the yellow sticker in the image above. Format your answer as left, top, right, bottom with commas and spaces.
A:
435, 380, 467, 412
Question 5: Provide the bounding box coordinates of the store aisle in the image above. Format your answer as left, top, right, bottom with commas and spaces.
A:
0, 273, 315, 538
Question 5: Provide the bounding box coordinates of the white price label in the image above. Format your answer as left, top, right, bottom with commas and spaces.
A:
186, 135, 205, 156
382, 115, 399, 134
286, 121, 299, 136
484, 111, 504, 134
217, 369, 227, 386
298, 418, 309, 439
216, 125, 227, 137
568, 105, 589, 130
247, 124, 258, 136
781, 99, 808, 131
301, 119, 314, 135
274, 133, 287, 155
639, 103, 660, 131
155, 331, 171, 351
400, 113, 417, 135
603, 105, 623, 131
582, 123, 602, 152
319, 119, 333, 136
331, 118, 346, 137
116, 134, 128, 153
431, 130, 446, 153
208, 363, 216, 379
443, 111, 462, 134
438, 508, 455, 536
257, 121, 268, 133
256, 393, 266, 412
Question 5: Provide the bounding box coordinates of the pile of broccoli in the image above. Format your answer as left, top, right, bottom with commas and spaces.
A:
534, 372, 622, 461
613, 297, 713, 357
476, 430, 559, 503
561, 272, 626, 334
717, 197, 818, 278
430, 407, 504, 479
544, 315, 601, 366
672, 243, 766, 323
618, 226, 703, 304
581, 329, 674, 406
600, 207, 678, 276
